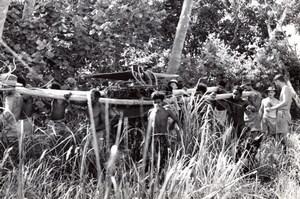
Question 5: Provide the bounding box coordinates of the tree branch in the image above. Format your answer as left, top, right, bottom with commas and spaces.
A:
0, 39, 44, 82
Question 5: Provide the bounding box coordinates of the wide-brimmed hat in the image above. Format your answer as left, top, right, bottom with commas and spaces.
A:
168, 79, 178, 85
266, 86, 276, 91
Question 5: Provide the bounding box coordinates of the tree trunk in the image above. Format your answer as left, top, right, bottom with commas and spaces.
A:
166, 0, 193, 74
0, 0, 10, 39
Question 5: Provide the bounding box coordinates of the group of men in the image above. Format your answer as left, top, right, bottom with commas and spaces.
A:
0, 72, 295, 169
151, 74, 294, 163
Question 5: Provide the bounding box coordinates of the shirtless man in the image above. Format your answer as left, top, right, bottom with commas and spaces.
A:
0, 74, 23, 141
242, 79, 262, 135
45, 82, 72, 134
17, 76, 34, 134
148, 91, 182, 169
90, 89, 105, 131
150, 91, 182, 135
70, 89, 105, 131
266, 74, 294, 149
49, 82, 70, 122
259, 86, 279, 136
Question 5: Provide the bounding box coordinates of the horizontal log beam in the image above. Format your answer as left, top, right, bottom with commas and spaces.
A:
13, 87, 255, 105
15, 87, 153, 105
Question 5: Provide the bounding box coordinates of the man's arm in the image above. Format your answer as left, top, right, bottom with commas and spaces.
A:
167, 109, 182, 129
258, 99, 265, 118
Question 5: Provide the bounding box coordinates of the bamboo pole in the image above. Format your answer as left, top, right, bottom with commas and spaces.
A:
105, 101, 110, 148
15, 87, 154, 104
99, 98, 153, 105
123, 117, 129, 151
14, 87, 256, 103
16, 87, 88, 101
142, 109, 154, 178
115, 111, 124, 145
18, 120, 25, 199
172, 86, 219, 96
87, 91, 102, 180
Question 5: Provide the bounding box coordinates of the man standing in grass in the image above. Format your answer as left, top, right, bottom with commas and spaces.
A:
0, 74, 23, 142
242, 79, 262, 137
46, 82, 72, 135
226, 86, 251, 139
266, 74, 294, 151
259, 86, 279, 137
148, 91, 182, 170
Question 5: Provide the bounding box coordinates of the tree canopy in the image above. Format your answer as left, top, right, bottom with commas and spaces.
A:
1, 0, 300, 89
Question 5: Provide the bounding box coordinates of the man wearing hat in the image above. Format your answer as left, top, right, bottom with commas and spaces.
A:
0, 74, 24, 141
167, 79, 179, 91
259, 86, 280, 136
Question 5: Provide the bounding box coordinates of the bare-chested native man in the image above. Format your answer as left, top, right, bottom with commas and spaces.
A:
148, 91, 182, 170
266, 74, 294, 151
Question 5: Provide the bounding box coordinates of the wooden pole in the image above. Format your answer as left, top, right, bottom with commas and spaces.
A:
123, 117, 129, 151
15, 87, 88, 101
87, 91, 102, 179
115, 111, 124, 145
142, 109, 154, 178
18, 120, 25, 199
105, 101, 110, 148
15, 87, 154, 104
14, 87, 256, 103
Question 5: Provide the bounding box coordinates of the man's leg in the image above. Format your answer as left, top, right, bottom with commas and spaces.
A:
276, 113, 291, 153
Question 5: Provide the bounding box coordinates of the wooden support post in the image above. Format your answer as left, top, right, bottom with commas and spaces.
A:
87, 91, 102, 178
105, 101, 110, 148
18, 120, 25, 199
115, 111, 124, 146
123, 117, 129, 150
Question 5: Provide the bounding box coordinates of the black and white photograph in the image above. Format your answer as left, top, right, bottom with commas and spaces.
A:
0, 0, 300, 198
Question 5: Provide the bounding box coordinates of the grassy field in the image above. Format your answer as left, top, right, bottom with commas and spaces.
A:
0, 100, 300, 199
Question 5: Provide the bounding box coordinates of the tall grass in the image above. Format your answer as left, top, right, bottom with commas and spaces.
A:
0, 97, 300, 198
